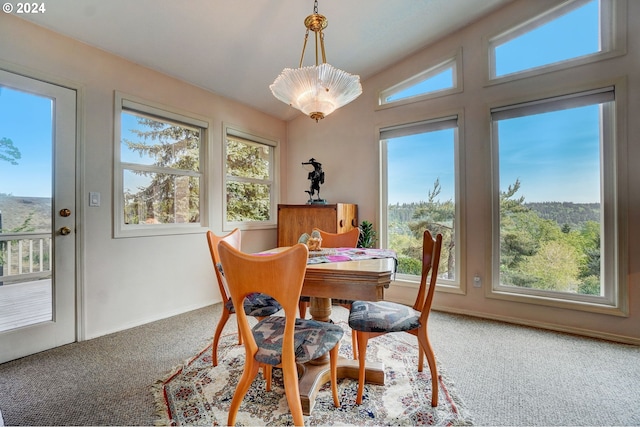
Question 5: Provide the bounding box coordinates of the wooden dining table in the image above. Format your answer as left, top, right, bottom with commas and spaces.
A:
267, 247, 397, 415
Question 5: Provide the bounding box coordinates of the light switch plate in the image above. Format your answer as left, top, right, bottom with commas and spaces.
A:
89, 192, 101, 207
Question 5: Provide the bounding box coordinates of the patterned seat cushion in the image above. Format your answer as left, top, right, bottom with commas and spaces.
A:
224, 293, 282, 317
348, 300, 421, 333
252, 317, 344, 365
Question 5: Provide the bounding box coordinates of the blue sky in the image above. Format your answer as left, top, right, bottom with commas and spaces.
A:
387, 0, 600, 205
1, 0, 600, 204
0, 87, 52, 197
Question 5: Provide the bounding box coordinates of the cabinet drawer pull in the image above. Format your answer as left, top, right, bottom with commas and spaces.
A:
339, 219, 344, 227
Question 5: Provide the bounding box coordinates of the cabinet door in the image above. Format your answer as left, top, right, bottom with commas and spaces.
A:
336, 203, 358, 233
277, 205, 338, 246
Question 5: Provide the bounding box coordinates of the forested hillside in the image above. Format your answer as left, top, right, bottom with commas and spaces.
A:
389, 201, 600, 230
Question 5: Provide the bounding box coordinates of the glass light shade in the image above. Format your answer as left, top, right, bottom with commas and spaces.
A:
270, 63, 362, 121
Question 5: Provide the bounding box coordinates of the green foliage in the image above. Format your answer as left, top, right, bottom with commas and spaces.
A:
122, 116, 200, 224
389, 177, 602, 295
0, 137, 21, 165
225, 139, 271, 222
398, 255, 422, 276
357, 220, 377, 248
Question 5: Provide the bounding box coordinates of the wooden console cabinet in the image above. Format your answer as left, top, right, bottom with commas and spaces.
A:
277, 203, 358, 247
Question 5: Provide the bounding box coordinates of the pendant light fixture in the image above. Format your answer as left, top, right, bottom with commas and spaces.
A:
270, 0, 362, 122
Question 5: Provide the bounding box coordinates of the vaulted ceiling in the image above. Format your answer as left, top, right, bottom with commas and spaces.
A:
18, 0, 513, 121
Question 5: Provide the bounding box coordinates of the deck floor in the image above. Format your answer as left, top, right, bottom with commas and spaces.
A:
0, 279, 52, 332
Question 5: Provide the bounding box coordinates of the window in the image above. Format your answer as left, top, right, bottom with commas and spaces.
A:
487, 0, 625, 82
491, 86, 626, 314
380, 115, 462, 291
114, 93, 208, 237
224, 126, 278, 230
378, 51, 462, 108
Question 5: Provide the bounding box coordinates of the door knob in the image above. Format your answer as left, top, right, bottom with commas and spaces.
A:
59, 226, 72, 236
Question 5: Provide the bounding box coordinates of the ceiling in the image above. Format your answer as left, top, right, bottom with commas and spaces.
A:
18, 0, 512, 121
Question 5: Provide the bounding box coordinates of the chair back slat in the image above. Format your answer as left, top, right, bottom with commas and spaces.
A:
415, 230, 443, 321
218, 242, 309, 358
206, 229, 241, 301
313, 227, 360, 248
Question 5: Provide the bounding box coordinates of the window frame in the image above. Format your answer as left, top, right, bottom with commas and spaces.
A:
484, 0, 627, 85
113, 92, 210, 238
488, 82, 628, 316
379, 111, 466, 295
377, 49, 463, 110
222, 124, 279, 232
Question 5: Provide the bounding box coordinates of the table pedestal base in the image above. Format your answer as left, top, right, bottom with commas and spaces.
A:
298, 358, 385, 416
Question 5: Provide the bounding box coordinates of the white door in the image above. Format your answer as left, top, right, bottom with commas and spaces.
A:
0, 69, 77, 363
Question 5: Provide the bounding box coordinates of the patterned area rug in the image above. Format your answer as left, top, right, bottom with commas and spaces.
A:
153, 323, 472, 426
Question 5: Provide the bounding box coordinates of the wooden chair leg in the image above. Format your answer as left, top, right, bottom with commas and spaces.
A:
351, 332, 358, 360
227, 359, 260, 426
416, 327, 438, 407
282, 357, 304, 426
330, 344, 340, 407
298, 300, 308, 319
212, 308, 231, 366
355, 331, 370, 405
236, 318, 243, 345
263, 364, 272, 391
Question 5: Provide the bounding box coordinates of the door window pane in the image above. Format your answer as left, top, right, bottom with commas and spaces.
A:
0, 86, 53, 330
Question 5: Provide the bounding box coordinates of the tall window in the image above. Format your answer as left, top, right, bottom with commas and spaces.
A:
381, 116, 460, 288
224, 126, 277, 230
491, 87, 623, 312
114, 93, 207, 237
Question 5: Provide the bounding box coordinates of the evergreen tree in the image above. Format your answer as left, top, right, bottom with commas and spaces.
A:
122, 117, 200, 224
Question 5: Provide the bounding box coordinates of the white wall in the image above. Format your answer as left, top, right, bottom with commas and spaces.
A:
286, 0, 640, 343
0, 14, 285, 339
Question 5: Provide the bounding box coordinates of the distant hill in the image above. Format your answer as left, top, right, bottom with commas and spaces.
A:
525, 202, 600, 228
0, 194, 52, 232
388, 201, 600, 230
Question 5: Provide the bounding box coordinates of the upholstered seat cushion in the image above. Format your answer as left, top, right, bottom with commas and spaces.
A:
349, 300, 421, 333
252, 317, 344, 365
224, 293, 282, 317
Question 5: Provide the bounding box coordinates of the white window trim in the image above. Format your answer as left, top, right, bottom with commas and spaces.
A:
222, 123, 279, 232
376, 48, 463, 110
378, 110, 466, 295
113, 91, 210, 238
488, 80, 628, 316
484, 0, 627, 86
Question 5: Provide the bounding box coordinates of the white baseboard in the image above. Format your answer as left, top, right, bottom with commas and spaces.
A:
432, 305, 640, 346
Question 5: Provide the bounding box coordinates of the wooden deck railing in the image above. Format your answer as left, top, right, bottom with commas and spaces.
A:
0, 232, 52, 284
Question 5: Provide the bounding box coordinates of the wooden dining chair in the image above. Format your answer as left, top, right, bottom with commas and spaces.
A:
299, 227, 361, 318
348, 229, 443, 406
219, 241, 343, 426
299, 227, 361, 358
313, 227, 361, 248
206, 229, 281, 366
